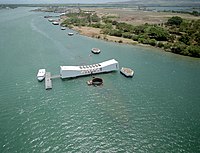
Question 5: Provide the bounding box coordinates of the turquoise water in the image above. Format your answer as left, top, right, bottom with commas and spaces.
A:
0, 7, 200, 153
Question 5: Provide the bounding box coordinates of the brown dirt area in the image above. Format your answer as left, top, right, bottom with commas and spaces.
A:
82, 8, 200, 25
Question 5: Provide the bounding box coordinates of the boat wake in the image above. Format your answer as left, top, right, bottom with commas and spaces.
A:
30, 18, 74, 60
31, 18, 52, 40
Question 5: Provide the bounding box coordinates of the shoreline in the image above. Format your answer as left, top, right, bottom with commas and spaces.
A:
71, 26, 200, 59
72, 26, 166, 51
72, 26, 138, 44
57, 7, 200, 58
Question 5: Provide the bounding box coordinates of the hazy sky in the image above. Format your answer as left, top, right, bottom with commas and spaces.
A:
0, 0, 127, 4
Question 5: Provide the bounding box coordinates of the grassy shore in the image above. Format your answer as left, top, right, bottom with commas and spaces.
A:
60, 7, 200, 57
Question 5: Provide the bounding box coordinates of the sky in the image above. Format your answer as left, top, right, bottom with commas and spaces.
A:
0, 0, 127, 4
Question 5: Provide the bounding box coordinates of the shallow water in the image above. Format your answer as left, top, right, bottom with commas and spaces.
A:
0, 7, 200, 153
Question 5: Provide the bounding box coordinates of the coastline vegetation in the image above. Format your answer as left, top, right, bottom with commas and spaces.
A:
61, 11, 200, 58
161, 10, 200, 17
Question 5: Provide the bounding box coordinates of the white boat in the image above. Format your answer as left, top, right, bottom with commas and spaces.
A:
68, 32, 74, 36
91, 48, 101, 54
60, 59, 119, 79
60, 13, 66, 16
48, 18, 53, 22
120, 67, 134, 77
52, 21, 59, 25
37, 69, 46, 81
61, 26, 66, 30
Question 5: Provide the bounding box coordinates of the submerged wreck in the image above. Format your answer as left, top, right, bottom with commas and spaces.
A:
87, 77, 103, 86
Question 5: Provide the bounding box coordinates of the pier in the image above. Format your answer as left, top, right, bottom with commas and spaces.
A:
51, 75, 60, 79
44, 73, 61, 90
45, 72, 52, 90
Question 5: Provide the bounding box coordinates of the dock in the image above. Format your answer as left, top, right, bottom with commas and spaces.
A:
51, 75, 60, 79
45, 72, 52, 90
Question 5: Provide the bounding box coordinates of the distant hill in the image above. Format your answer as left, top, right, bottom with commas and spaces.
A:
112, 0, 200, 6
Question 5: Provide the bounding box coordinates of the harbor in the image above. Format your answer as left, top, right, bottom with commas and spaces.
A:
1, 7, 200, 153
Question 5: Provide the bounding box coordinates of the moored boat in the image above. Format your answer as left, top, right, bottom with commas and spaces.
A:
48, 18, 53, 22
60, 13, 66, 16
37, 69, 46, 81
60, 26, 66, 30
120, 67, 134, 77
91, 48, 101, 54
68, 32, 74, 36
52, 21, 59, 25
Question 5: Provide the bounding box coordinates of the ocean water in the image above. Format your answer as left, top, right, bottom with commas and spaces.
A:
0, 7, 200, 153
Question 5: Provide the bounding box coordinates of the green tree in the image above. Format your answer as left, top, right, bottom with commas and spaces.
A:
157, 42, 164, 48
167, 16, 183, 26
132, 35, 138, 41
109, 29, 122, 37
147, 26, 170, 41
122, 32, 133, 39
179, 20, 189, 32
134, 25, 147, 35
116, 22, 134, 33
179, 34, 190, 45
187, 45, 200, 57
101, 23, 113, 29
168, 34, 176, 43
90, 23, 101, 28
102, 16, 113, 24
112, 20, 118, 25
91, 14, 100, 22
164, 43, 173, 51
171, 42, 187, 54
194, 32, 200, 45
191, 11, 199, 16
101, 28, 110, 34
149, 39, 157, 46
